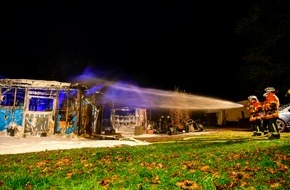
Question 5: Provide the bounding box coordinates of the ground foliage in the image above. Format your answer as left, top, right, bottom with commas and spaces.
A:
0, 130, 290, 189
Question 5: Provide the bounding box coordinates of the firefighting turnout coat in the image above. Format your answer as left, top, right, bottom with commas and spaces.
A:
263, 92, 280, 119
249, 101, 263, 122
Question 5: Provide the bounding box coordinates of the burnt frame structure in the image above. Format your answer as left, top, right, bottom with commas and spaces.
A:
0, 79, 103, 136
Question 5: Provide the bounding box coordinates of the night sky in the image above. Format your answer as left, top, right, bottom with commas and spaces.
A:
1, 1, 253, 102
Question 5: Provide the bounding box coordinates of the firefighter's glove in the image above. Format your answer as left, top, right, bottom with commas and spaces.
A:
270, 102, 277, 109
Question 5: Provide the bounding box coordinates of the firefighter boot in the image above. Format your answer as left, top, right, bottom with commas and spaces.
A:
271, 122, 280, 139
268, 133, 280, 139
272, 133, 280, 139
256, 126, 262, 136
256, 132, 262, 136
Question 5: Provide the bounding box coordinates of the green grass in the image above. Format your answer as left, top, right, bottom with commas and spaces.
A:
1, 131, 290, 189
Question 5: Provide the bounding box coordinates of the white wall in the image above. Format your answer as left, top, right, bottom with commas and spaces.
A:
205, 100, 250, 125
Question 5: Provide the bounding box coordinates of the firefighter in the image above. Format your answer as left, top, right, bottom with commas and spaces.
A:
285, 89, 290, 98
247, 95, 263, 136
262, 87, 280, 139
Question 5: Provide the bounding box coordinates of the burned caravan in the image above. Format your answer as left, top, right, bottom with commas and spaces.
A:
0, 79, 103, 136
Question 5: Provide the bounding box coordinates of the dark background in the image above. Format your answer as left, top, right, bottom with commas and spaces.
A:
1, 1, 260, 102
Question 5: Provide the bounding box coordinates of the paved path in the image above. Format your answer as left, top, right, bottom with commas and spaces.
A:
0, 134, 151, 155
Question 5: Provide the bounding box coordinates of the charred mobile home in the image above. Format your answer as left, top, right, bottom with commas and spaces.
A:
0, 79, 103, 136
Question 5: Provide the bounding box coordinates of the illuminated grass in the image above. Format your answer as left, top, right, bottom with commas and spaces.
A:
0, 131, 290, 189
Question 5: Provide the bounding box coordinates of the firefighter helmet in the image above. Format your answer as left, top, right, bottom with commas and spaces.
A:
265, 87, 275, 92
248, 95, 258, 101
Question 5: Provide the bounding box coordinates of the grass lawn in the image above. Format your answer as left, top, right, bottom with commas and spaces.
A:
0, 130, 290, 189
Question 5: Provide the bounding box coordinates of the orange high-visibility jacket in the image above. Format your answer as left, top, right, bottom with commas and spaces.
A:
248, 101, 263, 121
266, 92, 280, 109
263, 92, 279, 119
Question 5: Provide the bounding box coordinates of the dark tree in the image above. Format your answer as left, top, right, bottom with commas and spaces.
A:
236, 0, 290, 102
